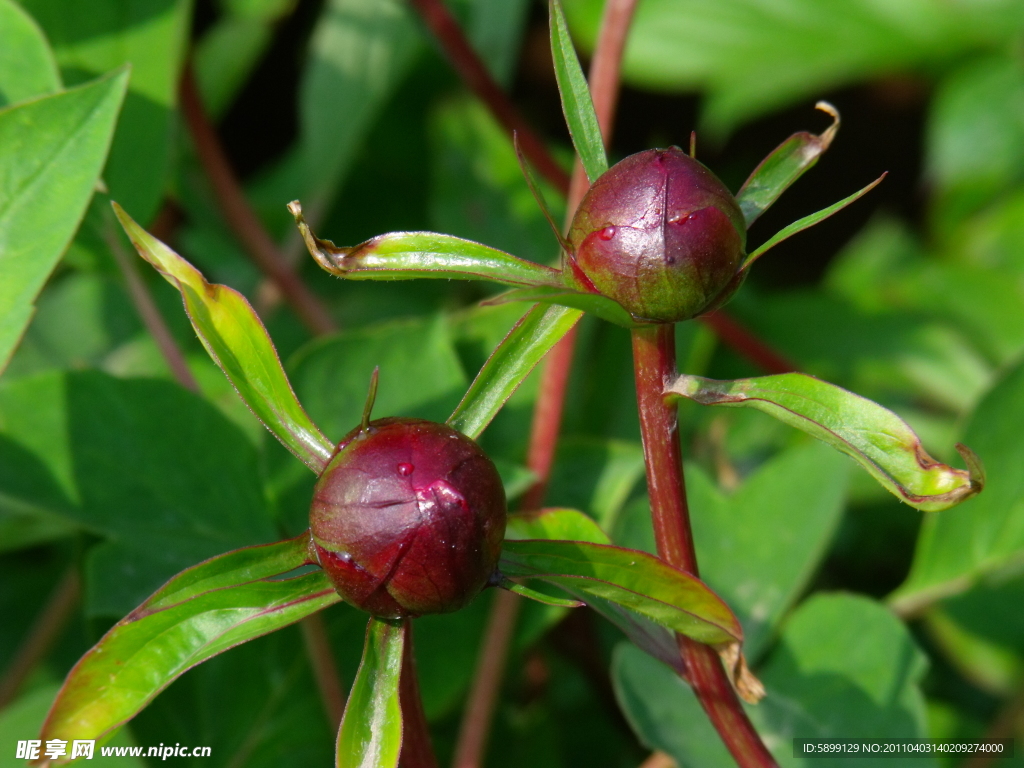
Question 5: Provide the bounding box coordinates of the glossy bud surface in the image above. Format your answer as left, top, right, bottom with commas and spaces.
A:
568, 148, 747, 322
310, 418, 506, 619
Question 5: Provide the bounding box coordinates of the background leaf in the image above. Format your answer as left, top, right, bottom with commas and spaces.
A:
0, 69, 128, 373
0, 0, 61, 107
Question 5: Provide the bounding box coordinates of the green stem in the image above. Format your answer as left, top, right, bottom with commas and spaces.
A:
630, 323, 778, 768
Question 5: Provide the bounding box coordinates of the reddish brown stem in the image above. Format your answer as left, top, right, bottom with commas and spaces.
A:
179, 64, 337, 336
300, 614, 345, 729
699, 311, 795, 375
407, 0, 570, 195
400, 620, 439, 768
631, 324, 777, 768
0, 567, 80, 709
104, 214, 201, 393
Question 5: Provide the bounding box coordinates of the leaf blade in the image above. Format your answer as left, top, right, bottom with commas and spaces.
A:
549, 0, 607, 182
291, 202, 563, 288
0, 69, 128, 373
500, 539, 742, 645
337, 618, 405, 768
736, 102, 840, 226
41, 560, 339, 754
667, 372, 983, 512
447, 304, 582, 439
113, 203, 335, 473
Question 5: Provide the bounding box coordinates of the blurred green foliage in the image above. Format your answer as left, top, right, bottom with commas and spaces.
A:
2, 0, 1024, 765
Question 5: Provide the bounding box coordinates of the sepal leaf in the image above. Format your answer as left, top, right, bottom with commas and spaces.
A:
548, 0, 607, 182
40, 537, 338, 757
337, 618, 405, 768
736, 102, 840, 226
499, 540, 742, 645
667, 373, 984, 512
448, 304, 582, 439
114, 203, 335, 473
290, 201, 563, 288
485, 285, 639, 327
740, 174, 886, 272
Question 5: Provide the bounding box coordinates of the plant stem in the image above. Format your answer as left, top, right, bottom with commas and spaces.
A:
179, 63, 337, 336
0, 566, 80, 709
300, 614, 345, 728
104, 214, 201, 393
631, 323, 778, 768
400, 620, 439, 768
407, 0, 570, 196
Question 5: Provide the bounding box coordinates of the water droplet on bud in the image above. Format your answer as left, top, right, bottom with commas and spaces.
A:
397, 462, 414, 476
598, 226, 617, 241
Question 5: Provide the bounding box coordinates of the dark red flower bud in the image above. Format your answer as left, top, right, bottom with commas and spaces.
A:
309, 417, 506, 619
568, 147, 747, 323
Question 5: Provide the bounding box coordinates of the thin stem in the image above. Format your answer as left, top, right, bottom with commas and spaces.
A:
407, 0, 570, 196
300, 614, 345, 729
400, 620, 439, 768
0, 566, 80, 709
179, 63, 337, 336
631, 324, 777, 768
104, 215, 201, 393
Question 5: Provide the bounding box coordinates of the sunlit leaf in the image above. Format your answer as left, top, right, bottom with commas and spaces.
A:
485, 285, 637, 327
549, 0, 606, 182
505, 507, 610, 544
668, 372, 983, 512
337, 618, 405, 768
0, 69, 128, 374
500, 539, 742, 645
736, 102, 839, 226
0, 0, 61, 107
21, 0, 192, 223
894, 358, 1024, 612
448, 304, 582, 439
40, 549, 338, 757
291, 202, 563, 288
113, 203, 335, 474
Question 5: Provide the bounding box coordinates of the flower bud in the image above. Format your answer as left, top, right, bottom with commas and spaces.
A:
568, 148, 747, 322
309, 417, 506, 619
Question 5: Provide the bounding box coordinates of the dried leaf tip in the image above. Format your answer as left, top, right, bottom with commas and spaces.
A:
718, 643, 766, 704
813, 101, 840, 148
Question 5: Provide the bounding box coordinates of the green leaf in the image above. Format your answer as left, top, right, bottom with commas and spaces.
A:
561, 0, 1024, 135
0, 69, 128, 374
290, 314, 467, 442
500, 578, 585, 608
20, 0, 192, 223
505, 507, 610, 545
40, 564, 339, 756
467, 0, 532, 86
337, 618, 405, 768
736, 102, 839, 226
448, 304, 582, 439
485, 285, 638, 327
0, 0, 61, 107
667, 372, 983, 512
741, 174, 885, 271
291, 202, 564, 288
548, 0, 606, 182
113, 203, 335, 474
500, 539, 742, 645
545, 437, 646, 529
894, 358, 1024, 612
613, 593, 932, 767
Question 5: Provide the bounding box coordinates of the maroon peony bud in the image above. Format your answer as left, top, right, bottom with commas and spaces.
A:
567, 147, 747, 323
309, 417, 506, 619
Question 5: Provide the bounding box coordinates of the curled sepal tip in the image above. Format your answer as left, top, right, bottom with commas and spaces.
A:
666, 372, 984, 512
717, 642, 766, 705
289, 200, 564, 289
